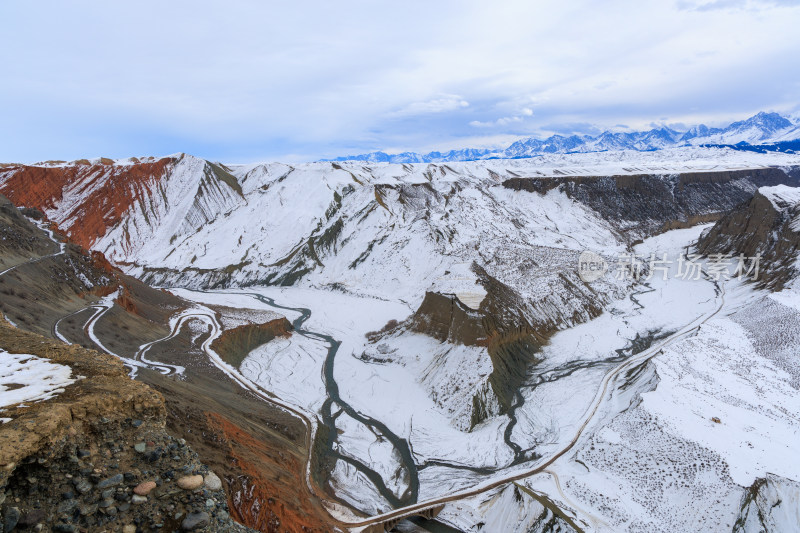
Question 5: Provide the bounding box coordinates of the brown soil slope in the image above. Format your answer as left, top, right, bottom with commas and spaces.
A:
0, 323, 254, 532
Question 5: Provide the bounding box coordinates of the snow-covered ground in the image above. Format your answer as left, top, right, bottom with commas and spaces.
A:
6, 151, 800, 529
0, 349, 76, 418
534, 295, 800, 531
241, 336, 328, 412
171, 223, 793, 529
448, 228, 800, 532
167, 219, 797, 530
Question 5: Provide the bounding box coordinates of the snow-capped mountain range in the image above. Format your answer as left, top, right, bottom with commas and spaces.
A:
327, 111, 800, 163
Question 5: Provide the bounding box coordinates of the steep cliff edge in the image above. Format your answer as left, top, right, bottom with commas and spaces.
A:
697, 185, 800, 290
733, 475, 800, 532
375, 263, 606, 430
210, 319, 293, 368
0, 195, 335, 532
0, 323, 254, 532
503, 167, 800, 241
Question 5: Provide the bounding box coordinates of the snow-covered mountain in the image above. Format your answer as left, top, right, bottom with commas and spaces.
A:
1, 149, 799, 290
687, 111, 795, 146
5, 149, 800, 530
2, 148, 799, 432
327, 111, 800, 163
330, 148, 495, 164
679, 124, 716, 142
2, 149, 797, 297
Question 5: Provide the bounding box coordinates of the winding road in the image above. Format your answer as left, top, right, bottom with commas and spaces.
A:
41, 246, 726, 531
175, 278, 725, 530
0, 218, 66, 277
8, 208, 732, 530
53, 278, 726, 530
6, 223, 184, 378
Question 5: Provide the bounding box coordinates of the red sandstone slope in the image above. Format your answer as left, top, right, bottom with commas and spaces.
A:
0, 157, 176, 248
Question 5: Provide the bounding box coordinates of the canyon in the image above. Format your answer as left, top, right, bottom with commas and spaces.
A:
2, 148, 800, 531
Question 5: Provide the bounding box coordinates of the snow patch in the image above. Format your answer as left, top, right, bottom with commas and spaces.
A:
430, 263, 487, 310
759, 184, 800, 211
642, 319, 800, 487
758, 185, 800, 235
0, 350, 76, 409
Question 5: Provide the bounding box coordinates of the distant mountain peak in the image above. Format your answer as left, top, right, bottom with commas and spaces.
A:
324, 111, 800, 163
727, 111, 792, 134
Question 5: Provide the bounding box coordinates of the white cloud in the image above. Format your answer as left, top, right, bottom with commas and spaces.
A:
470, 108, 533, 128
0, 0, 798, 162
677, 0, 799, 11
388, 95, 469, 118
470, 116, 522, 128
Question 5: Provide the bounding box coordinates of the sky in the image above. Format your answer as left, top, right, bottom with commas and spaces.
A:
1, 0, 799, 163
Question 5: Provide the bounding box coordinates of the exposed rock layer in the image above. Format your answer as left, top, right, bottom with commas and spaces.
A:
210, 319, 293, 368
503, 167, 800, 240
0, 158, 176, 248
402, 264, 600, 428
697, 189, 800, 290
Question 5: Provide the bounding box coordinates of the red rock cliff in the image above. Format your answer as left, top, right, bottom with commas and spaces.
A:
0, 158, 175, 248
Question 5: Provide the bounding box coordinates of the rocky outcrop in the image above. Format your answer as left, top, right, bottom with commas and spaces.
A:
697, 186, 800, 290
408, 291, 487, 346
0, 323, 254, 532
210, 319, 293, 368
401, 263, 603, 429
409, 263, 600, 348
733, 474, 800, 532
503, 167, 800, 241
0, 158, 176, 248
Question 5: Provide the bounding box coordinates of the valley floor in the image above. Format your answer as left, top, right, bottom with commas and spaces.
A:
4, 160, 800, 531
138, 224, 800, 531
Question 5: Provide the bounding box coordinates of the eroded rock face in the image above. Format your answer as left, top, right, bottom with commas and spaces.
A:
204, 412, 332, 533
400, 263, 600, 428
408, 263, 569, 348
408, 290, 486, 346
697, 188, 800, 290
0, 156, 246, 268
0, 158, 176, 249
407, 289, 539, 424
733, 474, 800, 532
503, 167, 800, 241
210, 319, 293, 367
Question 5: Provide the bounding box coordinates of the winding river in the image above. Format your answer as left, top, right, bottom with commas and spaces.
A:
50, 275, 727, 530
245, 293, 421, 510
39, 224, 724, 531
